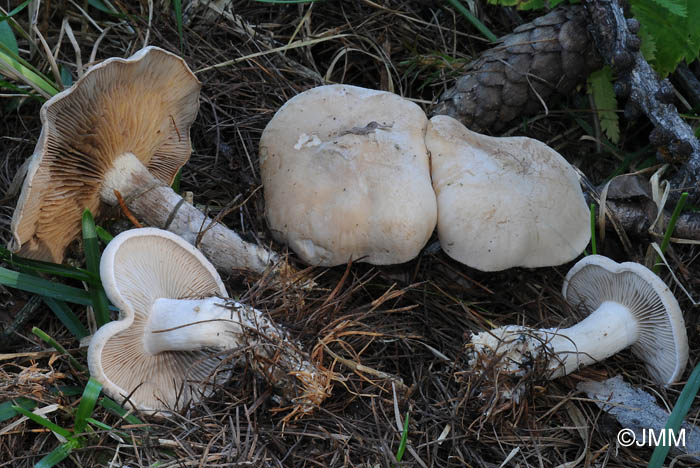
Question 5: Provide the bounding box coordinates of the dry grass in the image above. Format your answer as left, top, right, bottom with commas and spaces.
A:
1, 1, 699, 467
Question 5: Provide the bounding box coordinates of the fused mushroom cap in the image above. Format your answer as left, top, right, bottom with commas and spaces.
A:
11, 47, 201, 262
562, 255, 688, 385
426, 115, 590, 271
260, 84, 437, 266
88, 228, 228, 413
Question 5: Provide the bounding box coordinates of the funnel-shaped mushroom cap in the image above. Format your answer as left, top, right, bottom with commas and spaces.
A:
260, 84, 437, 266
88, 228, 228, 413
562, 255, 688, 385
11, 47, 201, 262
426, 115, 590, 271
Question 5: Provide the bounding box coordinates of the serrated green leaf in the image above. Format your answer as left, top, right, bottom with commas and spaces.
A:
631, 0, 700, 77
0, 21, 18, 55
650, 0, 686, 16
637, 23, 657, 62
587, 66, 620, 144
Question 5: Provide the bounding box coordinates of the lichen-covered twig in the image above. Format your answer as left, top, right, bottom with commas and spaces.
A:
583, 0, 700, 201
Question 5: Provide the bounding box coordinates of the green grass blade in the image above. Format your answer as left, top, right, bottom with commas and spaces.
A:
0, 266, 93, 305
98, 397, 147, 426
74, 378, 102, 434
0, 246, 99, 284
590, 203, 597, 255
648, 361, 700, 467
11, 405, 72, 438
0, 20, 18, 55
35, 442, 76, 468
444, 0, 498, 42
85, 417, 112, 431
95, 226, 114, 244
82, 209, 110, 327
0, 398, 36, 422
59, 65, 72, 87
42, 298, 89, 340
654, 192, 688, 274
0, 0, 32, 21
32, 327, 85, 372
173, 0, 183, 49
170, 168, 182, 193
395, 411, 410, 462
0, 43, 59, 96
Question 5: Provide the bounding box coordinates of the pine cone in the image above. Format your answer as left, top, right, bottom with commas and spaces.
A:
431, 5, 603, 133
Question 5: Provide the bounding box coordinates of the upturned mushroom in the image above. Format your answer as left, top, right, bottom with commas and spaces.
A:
10, 46, 278, 275
469, 255, 688, 386
425, 115, 590, 271
259, 84, 437, 266
88, 227, 329, 415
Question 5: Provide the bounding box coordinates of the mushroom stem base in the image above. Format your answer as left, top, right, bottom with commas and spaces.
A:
470, 301, 638, 379
143, 296, 331, 415
101, 152, 278, 274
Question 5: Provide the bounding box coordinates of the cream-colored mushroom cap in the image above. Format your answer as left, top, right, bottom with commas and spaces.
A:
259, 84, 437, 266
88, 228, 228, 413
563, 255, 688, 385
10, 46, 201, 262
426, 115, 590, 271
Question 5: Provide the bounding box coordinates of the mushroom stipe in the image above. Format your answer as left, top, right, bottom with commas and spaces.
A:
88, 227, 331, 417
468, 255, 689, 401
10, 46, 283, 278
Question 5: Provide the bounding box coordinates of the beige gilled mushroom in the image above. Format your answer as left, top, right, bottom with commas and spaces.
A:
88, 227, 329, 415
10, 46, 277, 275
425, 114, 590, 271
259, 84, 437, 266
470, 255, 689, 386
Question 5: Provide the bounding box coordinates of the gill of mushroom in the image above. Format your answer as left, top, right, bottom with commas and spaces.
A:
88, 227, 330, 416
10, 46, 282, 277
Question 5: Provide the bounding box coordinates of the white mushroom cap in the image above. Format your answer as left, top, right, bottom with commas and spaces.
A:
562, 255, 688, 385
10, 46, 200, 262
260, 84, 437, 266
88, 228, 228, 413
425, 115, 590, 271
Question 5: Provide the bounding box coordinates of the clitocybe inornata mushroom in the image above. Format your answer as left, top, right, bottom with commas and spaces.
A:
470, 255, 688, 386
88, 227, 329, 415
259, 84, 437, 266
10, 46, 278, 275
425, 114, 591, 271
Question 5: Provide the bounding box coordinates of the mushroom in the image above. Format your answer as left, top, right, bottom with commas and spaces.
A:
425, 115, 590, 271
10, 46, 278, 275
259, 84, 437, 266
469, 255, 689, 386
88, 227, 329, 415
